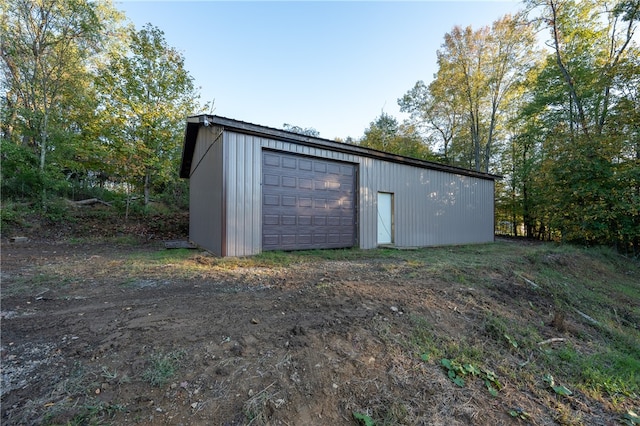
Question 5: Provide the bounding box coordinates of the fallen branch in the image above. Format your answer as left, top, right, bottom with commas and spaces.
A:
515, 272, 539, 289
68, 198, 113, 207
574, 308, 600, 326
538, 337, 566, 346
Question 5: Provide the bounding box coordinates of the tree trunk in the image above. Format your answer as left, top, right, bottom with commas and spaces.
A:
144, 172, 151, 206
549, 0, 590, 138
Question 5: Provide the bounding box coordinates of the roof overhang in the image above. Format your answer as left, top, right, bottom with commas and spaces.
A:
179, 115, 501, 181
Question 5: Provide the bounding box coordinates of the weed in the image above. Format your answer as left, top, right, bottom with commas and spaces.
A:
243, 382, 281, 425
622, 410, 640, 426
353, 402, 409, 426
544, 373, 573, 396
100, 366, 118, 381
142, 350, 186, 387
509, 408, 531, 420
62, 400, 126, 425
353, 411, 375, 426
406, 315, 441, 358
439, 358, 502, 396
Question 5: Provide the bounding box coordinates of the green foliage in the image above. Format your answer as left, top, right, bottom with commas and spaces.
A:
142, 350, 186, 387
0, 140, 43, 199
440, 358, 502, 395
1, 3, 198, 209
509, 408, 531, 420
282, 123, 320, 137
96, 23, 204, 206
493, 0, 640, 254
353, 411, 376, 426
400, 14, 538, 172
407, 315, 441, 358
359, 112, 435, 161
544, 374, 573, 396
1, 0, 123, 197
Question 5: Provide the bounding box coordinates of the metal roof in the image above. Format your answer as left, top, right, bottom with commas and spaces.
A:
179, 114, 501, 180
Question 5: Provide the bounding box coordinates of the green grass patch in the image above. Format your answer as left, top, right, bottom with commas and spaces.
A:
406, 314, 442, 359
142, 350, 186, 387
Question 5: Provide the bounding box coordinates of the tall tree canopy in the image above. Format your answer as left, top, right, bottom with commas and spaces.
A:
396, 2, 639, 253
1, 0, 123, 195
96, 23, 203, 206
359, 112, 435, 161
399, 14, 538, 173
510, 0, 640, 250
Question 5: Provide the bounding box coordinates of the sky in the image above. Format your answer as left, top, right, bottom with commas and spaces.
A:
115, 1, 524, 140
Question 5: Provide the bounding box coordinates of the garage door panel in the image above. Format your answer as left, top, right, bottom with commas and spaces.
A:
282, 215, 296, 225
299, 198, 312, 207
314, 162, 327, 173
299, 216, 312, 226
298, 178, 313, 189
264, 194, 279, 205
262, 150, 356, 251
327, 164, 341, 174
313, 216, 326, 226
264, 215, 279, 225
263, 174, 279, 186
282, 176, 296, 187
328, 234, 341, 243
264, 153, 280, 167
327, 216, 341, 226
282, 157, 297, 168
298, 159, 312, 170
282, 196, 296, 206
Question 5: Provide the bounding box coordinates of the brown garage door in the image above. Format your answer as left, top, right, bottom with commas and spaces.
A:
262, 150, 357, 251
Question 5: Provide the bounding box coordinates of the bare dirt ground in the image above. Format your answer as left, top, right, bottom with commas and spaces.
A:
1, 225, 637, 425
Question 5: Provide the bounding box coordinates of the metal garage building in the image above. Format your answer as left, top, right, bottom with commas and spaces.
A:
180, 115, 497, 257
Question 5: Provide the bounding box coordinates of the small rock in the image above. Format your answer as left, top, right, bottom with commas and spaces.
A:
251, 318, 259, 324
191, 402, 198, 409
390, 306, 399, 312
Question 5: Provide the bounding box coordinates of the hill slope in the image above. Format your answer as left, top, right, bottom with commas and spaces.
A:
1, 236, 639, 425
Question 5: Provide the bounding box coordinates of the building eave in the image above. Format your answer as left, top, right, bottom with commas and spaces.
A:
180, 114, 502, 181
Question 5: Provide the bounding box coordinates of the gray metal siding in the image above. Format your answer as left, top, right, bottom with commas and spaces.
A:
222, 133, 360, 257
224, 132, 262, 257
189, 126, 224, 255
219, 129, 494, 256
358, 158, 494, 248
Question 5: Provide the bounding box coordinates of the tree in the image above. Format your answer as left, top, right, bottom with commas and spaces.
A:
359, 112, 434, 161
401, 14, 538, 173
1, 0, 110, 169
1, 0, 124, 199
536, 0, 639, 138
399, 79, 462, 164
282, 123, 320, 137
97, 23, 203, 207
519, 0, 640, 251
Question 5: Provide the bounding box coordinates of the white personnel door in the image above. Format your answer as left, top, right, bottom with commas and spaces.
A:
377, 192, 393, 245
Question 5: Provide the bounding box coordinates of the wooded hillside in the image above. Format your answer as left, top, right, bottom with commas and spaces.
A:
2, 0, 638, 254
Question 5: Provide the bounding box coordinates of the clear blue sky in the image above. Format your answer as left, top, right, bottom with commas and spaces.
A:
116, 1, 523, 140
